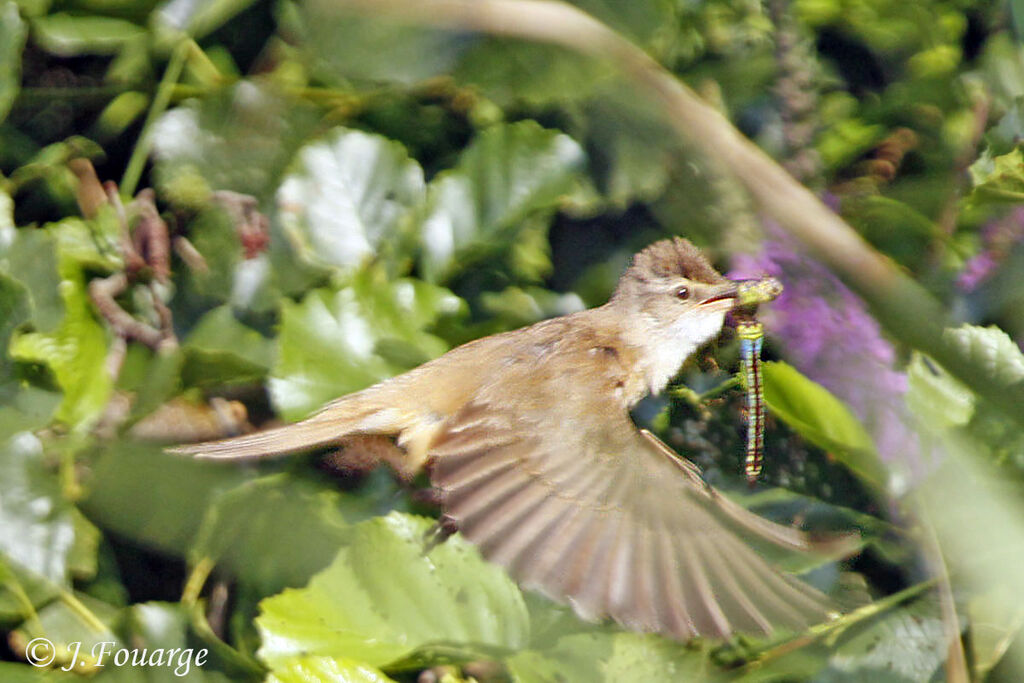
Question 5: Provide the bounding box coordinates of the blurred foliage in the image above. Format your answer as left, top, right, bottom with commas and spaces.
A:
0, 0, 1023, 680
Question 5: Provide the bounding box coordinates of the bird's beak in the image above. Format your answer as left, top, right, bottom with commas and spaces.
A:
699, 282, 740, 307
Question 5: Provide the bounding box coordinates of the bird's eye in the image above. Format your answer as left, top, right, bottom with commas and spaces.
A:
675, 286, 690, 300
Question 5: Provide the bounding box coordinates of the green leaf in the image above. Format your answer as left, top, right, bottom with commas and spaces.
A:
507, 630, 709, 682
943, 324, 1024, 386
0, 430, 75, 584
190, 474, 373, 597
152, 81, 321, 201
276, 127, 426, 272
31, 13, 145, 56
762, 361, 888, 491
0, 1, 27, 124
269, 269, 464, 421
905, 353, 975, 431
266, 657, 396, 683
0, 225, 64, 333
822, 596, 946, 682
419, 121, 585, 282
256, 512, 529, 670
9, 263, 112, 429
968, 147, 1024, 206
153, 0, 259, 40
182, 306, 275, 387
967, 587, 1024, 679
11, 592, 121, 673
0, 272, 30, 378
298, 0, 472, 86
81, 442, 255, 557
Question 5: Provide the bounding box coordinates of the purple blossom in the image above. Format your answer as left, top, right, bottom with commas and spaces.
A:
956, 207, 1024, 293
729, 223, 924, 481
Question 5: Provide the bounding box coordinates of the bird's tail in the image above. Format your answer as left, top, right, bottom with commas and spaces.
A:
168, 391, 403, 460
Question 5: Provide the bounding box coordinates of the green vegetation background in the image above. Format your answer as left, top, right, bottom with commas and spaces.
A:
1, 0, 1024, 680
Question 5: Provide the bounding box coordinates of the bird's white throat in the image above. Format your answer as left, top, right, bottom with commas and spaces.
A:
634, 310, 729, 396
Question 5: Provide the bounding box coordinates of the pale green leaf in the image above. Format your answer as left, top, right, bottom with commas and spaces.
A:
276, 128, 425, 272
419, 121, 585, 281
256, 512, 529, 669
267, 657, 396, 683
0, 1, 27, 124
190, 474, 372, 597
762, 361, 888, 490
269, 270, 463, 421
968, 147, 1024, 205
32, 13, 145, 56
9, 264, 112, 429
0, 431, 74, 583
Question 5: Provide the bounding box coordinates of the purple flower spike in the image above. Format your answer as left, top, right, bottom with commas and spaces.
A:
729, 222, 926, 485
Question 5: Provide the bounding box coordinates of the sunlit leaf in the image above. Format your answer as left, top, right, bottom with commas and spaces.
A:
0, 1, 26, 124
276, 127, 425, 273
299, 0, 474, 85
154, 0, 259, 40
9, 263, 111, 429
81, 442, 255, 557
256, 512, 529, 670
31, 13, 145, 56
269, 269, 464, 421
190, 474, 375, 597
152, 81, 320, 202
968, 147, 1024, 206
182, 305, 275, 387
419, 121, 585, 282
266, 657, 395, 683
0, 431, 74, 584
762, 362, 888, 491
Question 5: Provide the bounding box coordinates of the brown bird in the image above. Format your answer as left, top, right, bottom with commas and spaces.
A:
172, 237, 857, 641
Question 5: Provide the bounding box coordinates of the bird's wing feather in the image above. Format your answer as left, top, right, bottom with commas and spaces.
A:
428, 353, 856, 640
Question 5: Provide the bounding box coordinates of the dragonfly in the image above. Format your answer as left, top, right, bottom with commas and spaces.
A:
733, 277, 783, 485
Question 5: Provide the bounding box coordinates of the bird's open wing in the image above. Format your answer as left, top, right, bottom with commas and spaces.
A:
428, 366, 856, 640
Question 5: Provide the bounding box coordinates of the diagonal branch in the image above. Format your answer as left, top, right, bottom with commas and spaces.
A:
313, 0, 1024, 425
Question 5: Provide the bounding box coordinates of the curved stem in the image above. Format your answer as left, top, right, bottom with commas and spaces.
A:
313, 0, 1024, 426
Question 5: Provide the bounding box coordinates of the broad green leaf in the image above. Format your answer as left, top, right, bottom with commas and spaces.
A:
0, 1, 27, 124
905, 353, 974, 431
31, 13, 145, 56
479, 286, 585, 329
267, 657, 395, 683
152, 81, 320, 202
0, 226, 64, 333
762, 362, 888, 491
9, 263, 112, 429
967, 587, 1024, 679
454, 40, 612, 109
182, 305, 275, 387
94, 602, 238, 681
943, 324, 1024, 386
419, 121, 585, 282
823, 596, 946, 682
11, 592, 120, 673
0, 431, 74, 584
968, 147, 1024, 206
190, 474, 374, 597
299, 0, 473, 85
276, 128, 425, 272
154, 0, 259, 40
507, 630, 709, 682
0, 272, 30, 378
81, 442, 255, 556
256, 512, 529, 669
269, 270, 464, 421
